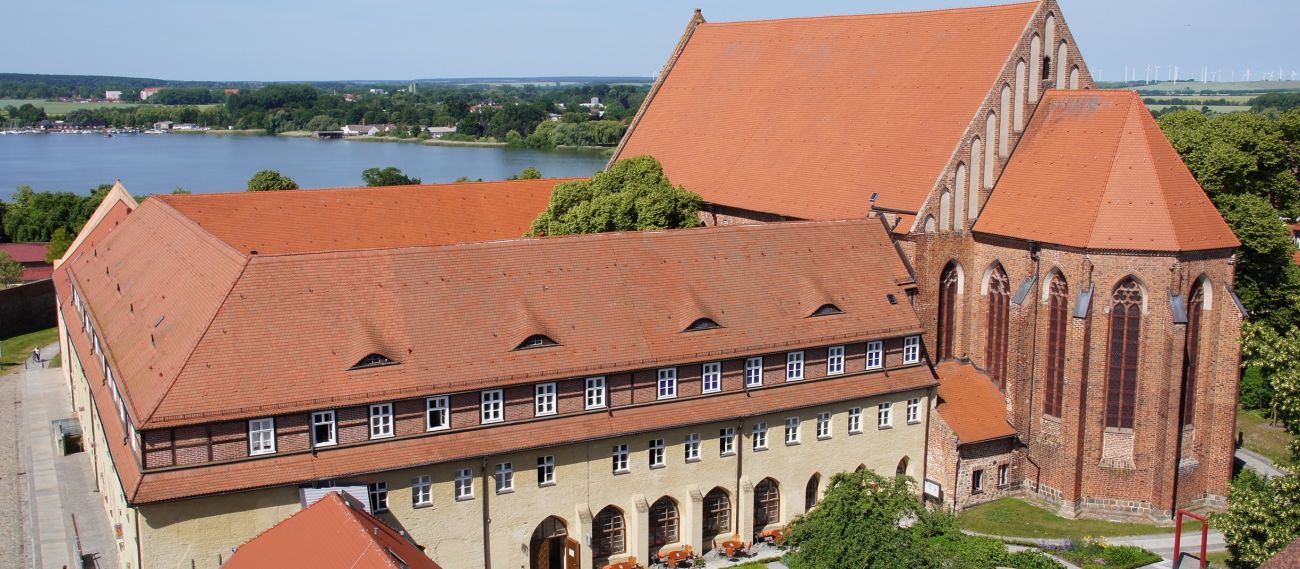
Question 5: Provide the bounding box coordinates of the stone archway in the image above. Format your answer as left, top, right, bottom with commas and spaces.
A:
530, 516, 578, 569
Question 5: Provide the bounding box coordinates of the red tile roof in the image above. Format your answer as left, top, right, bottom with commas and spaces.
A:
0, 242, 47, 264
19, 266, 52, 282
974, 90, 1239, 252
225, 492, 442, 569
1293, 250, 1300, 266
614, 2, 1039, 219
935, 361, 1016, 444
155, 178, 574, 255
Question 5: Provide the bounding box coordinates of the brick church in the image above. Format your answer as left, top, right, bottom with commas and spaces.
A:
614, 0, 1244, 519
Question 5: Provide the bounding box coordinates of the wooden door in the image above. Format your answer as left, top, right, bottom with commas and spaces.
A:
564, 538, 580, 569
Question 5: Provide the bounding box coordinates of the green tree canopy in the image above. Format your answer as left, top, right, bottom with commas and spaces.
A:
361, 167, 421, 187
527, 155, 702, 236
785, 469, 930, 569
246, 170, 299, 191
1214, 470, 1300, 568
0, 251, 20, 285
45, 227, 73, 263
1, 184, 108, 243
1158, 109, 1300, 218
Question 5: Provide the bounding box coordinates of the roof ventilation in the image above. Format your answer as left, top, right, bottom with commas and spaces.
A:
350, 353, 397, 370
515, 334, 559, 351
810, 303, 843, 317
683, 317, 721, 332
886, 294, 898, 305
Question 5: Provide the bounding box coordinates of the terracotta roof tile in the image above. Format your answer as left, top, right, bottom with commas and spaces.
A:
134, 365, 936, 504
935, 361, 1016, 444
155, 178, 574, 255
0, 242, 47, 263
616, 2, 1039, 218
19, 266, 52, 282
974, 90, 1239, 252
225, 492, 442, 569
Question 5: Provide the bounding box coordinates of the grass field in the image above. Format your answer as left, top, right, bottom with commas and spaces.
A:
0, 98, 217, 115
0, 327, 59, 375
957, 498, 1201, 540
1136, 80, 1300, 93
1146, 104, 1249, 114
1238, 407, 1293, 467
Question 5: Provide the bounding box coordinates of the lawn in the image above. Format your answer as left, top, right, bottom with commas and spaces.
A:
0, 98, 217, 115
1238, 407, 1293, 467
1145, 104, 1250, 114
0, 326, 59, 374
957, 498, 1201, 540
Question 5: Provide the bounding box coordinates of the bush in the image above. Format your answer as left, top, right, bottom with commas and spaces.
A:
1057, 539, 1160, 569
1005, 550, 1065, 569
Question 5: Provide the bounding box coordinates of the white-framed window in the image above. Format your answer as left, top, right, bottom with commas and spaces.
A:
684, 433, 700, 462
311, 411, 336, 447
907, 398, 921, 424
702, 362, 722, 393
848, 407, 863, 433
878, 402, 893, 428
412, 475, 432, 507
903, 336, 921, 364
657, 368, 677, 400
368, 482, 388, 513
537, 455, 556, 486
816, 412, 832, 439
745, 357, 763, 387
494, 462, 514, 493
612, 444, 629, 473
248, 417, 275, 455
720, 427, 736, 456
753, 422, 768, 450
827, 346, 845, 375
786, 351, 805, 381
426, 396, 449, 431
535, 383, 557, 416
129, 423, 138, 453
866, 341, 883, 370
455, 468, 474, 500
585, 377, 606, 409
998, 464, 1009, 487
369, 403, 394, 439
649, 439, 665, 468
785, 417, 801, 445
972, 469, 984, 493
481, 389, 503, 424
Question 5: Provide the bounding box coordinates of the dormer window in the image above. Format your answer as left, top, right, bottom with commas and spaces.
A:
684, 318, 720, 332
515, 334, 558, 350
811, 303, 843, 317
351, 353, 397, 370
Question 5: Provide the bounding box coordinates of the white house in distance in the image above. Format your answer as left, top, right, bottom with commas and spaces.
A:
342, 124, 396, 136
426, 126, 457, 138
105, 91, 122, 101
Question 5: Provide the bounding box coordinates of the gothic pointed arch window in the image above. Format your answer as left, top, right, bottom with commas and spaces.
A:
938, 262, 962, 360
985, 265, 1011, 388
753, 478, 780, 530
1181, 281, 1206, 427
1043, 273, 1068, 417
1056, 41, 1070, 89
1105, 278, 1143, 429
592, 506, 626, 560
1029, 35, 1042, 103
984, 112, 997, 188
649, 497, 679, 547
939, 191, 952, 232
968, 139, 982, 225
956, 163, 971, 221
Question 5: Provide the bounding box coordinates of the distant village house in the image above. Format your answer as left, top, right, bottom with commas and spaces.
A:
0, 243, 52, 283
425, 126, 457, 138
342, 124, 396, 136
139, 87, 162, 101
104, 91, 122, 101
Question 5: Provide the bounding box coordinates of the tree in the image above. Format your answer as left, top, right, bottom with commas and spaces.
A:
528, 155, 702, 236
1214, 470, 1300, 568
1215, 194, 1300, 329
0, 251, 20, 286
784, 469, 930, 569
1, 184, 108, 243
361, 167, 421, 187
519, 166, 542, 180
247, 170, 299, 191
45, 227, 72, 263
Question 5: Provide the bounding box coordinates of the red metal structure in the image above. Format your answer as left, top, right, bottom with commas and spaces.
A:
1173, 509, 1209, 569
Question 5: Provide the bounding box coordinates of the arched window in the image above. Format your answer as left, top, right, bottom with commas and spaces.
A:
592, 506, 626, 559
649, 497, 679, 547
516, 334, 559, 350
1029, 35, 1042, 103
703, 488, 731, 544
1043, 273, 1068, 417
984, 112, 997, 188
924, 216, 937, 233
999, 85, 1011, 157
939, 191, 952, 232
1181, 282, 1205, 427
1056, 41, 1070, 89
956, 163, 972, 221
1014, 61, 1027, 132
1044, 15, 1056, 89
938, 263, 961, 360
896, 456, 910, 477
1069, 66, 1080, 89
530, 516, 569, 569
804, 474, 820, 511
1105, 278, 1143, 429
985, 265, 1011, 388
968, 139, 982, 225
753, 478, 780, 530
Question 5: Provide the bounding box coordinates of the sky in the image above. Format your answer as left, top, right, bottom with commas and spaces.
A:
3, 0, 1297, 83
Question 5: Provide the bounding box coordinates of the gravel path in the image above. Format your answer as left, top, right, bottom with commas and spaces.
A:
0, 367, 30, 569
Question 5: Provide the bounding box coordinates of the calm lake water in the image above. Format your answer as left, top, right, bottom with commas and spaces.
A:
0, 133, 610, 200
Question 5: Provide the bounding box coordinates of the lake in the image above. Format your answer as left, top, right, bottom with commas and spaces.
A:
0, 133, 611, 200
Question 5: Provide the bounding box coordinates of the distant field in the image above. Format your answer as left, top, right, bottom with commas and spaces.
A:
0, 98, 216, 115
1136, 80, 1300, 93
1146, 104, 1250, 114
1144, 95, 1254, 103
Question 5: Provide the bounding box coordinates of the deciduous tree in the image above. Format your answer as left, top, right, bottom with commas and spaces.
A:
0, 251, 20, 285
45, 227, 72, 263
528, 156, 701, 236
361, 167, 421, 187
246, 170, 299, 191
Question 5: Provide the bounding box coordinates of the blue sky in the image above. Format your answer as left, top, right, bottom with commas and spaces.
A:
4, 0, 1297, 83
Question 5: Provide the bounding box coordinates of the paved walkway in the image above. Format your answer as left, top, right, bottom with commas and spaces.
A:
0, 350, 31, 568
1236, 447, 1289, 478
16, 342, 119, 569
